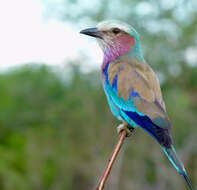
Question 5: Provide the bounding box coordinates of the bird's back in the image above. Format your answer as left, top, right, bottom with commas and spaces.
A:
107, 56, 165, 110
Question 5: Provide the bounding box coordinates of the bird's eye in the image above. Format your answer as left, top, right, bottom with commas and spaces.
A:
112, 28, 120, 34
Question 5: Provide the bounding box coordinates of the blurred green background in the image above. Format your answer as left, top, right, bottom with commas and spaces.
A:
0, 0, 197, 190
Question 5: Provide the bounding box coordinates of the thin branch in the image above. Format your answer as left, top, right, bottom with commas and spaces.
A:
94, 128, 133, 190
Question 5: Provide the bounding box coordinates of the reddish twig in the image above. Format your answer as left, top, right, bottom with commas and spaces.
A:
94, 129, 131, 190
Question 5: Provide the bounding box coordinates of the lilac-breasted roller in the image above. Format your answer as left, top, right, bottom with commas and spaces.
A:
80, 20, 195, 190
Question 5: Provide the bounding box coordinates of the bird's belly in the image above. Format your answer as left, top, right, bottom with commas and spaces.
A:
103, 85, 138, 128
103, 85, 123, 121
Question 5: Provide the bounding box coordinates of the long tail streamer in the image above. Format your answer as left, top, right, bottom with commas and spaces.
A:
162, 145, 196, 190
183, 173, 195, 190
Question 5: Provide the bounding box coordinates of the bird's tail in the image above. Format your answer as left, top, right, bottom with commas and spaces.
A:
162, 145, 195, 190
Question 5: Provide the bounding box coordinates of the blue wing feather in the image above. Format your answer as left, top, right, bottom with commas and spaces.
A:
103, 61, 170, 146
123, 110, 172, 147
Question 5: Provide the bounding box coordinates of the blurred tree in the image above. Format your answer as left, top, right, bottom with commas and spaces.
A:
0, 0, 196, 189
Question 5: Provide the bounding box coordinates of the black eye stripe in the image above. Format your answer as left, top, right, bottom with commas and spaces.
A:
112, 28, 121, 34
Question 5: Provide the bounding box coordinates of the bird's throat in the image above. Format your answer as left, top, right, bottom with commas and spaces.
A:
101, 39, 144, 74
102, 34, 134, 64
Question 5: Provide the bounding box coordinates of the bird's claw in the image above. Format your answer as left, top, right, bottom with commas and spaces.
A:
117, 123, 134, 137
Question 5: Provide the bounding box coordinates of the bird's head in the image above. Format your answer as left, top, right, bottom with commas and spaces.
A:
80, 20, 142, 62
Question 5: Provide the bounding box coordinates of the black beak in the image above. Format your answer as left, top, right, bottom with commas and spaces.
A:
80, 27, 103, 39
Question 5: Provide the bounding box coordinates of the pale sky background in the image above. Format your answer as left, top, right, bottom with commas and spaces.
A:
0, 0, 102, 71
0, 0, 196, 71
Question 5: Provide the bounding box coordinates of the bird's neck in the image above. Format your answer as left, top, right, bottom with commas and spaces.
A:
127, 39, 145, 63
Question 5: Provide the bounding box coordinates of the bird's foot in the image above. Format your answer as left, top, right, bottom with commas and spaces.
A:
117, 123, 134, 137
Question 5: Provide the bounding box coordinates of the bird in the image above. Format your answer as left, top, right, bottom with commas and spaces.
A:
80, 20, 195, 190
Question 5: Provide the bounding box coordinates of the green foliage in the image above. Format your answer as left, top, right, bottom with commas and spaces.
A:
0, 64, 196, 190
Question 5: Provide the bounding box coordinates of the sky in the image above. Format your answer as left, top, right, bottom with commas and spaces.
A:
0, 0, 196, 71
0, 0, 102, 70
